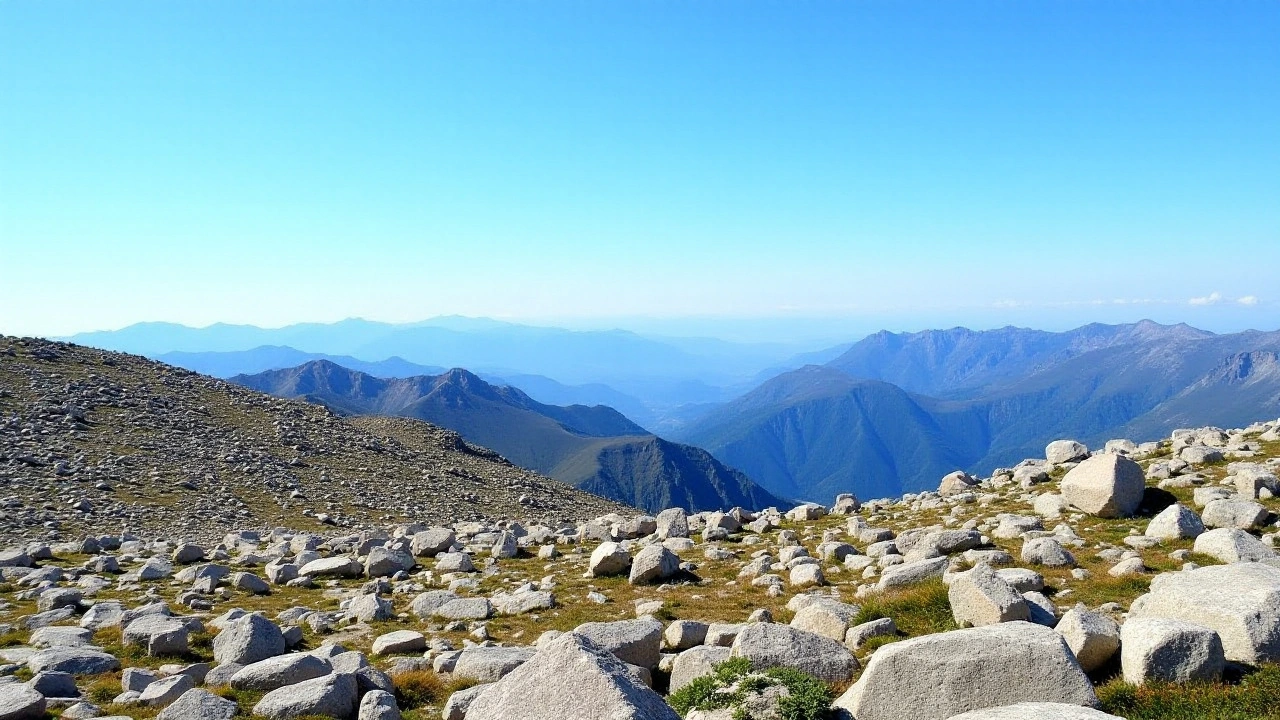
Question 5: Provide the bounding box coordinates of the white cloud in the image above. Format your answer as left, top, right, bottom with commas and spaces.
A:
1189, 292, 1223, 306
1238, 295, 1260, 306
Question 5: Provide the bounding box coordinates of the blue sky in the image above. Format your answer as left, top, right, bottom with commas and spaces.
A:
1, 1, 1277, 341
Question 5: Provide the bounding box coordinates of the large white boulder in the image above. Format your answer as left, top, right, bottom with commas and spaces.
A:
1060, 454, 1145, 518
832, 622, 1097, 720
1046, 440, 1090, 465
948, 564, 1029, 628
1128, 563, 1280, 664
1192, 528, 1275, 563
946, 704, 1123, 720
1055, 605, 1120, 673
1120, 618, 1225, 685
1144, 503, 1205, 540
729, 622, 859, 683
464, 633, 680, 720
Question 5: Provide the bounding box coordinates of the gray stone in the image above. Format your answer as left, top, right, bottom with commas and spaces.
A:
663, 620, 709, 651
433, 597, 491, 621
573, 619, 663, 669
371, 630, 426, 656
1192, 528, 1275, 563
29, 670, 79, 698
229, 652, 332, 691
948, 563, 1029, 628
463, 633, 680, 720
1145, 503, 1205, 540
1201, 498, 1269, 530
588, 542, 631, 577
253, 672, 359, 720
0, 684, 46, 720
1121, 618, 1224, 685
410, 528, 455, 557
442, 684, 490, 720
1055, 606, 1120, 673
628, 545, 680, 584
1128, 562, 1280, 663
139, 674, 194, 706
123, 615, 190, 656
451, 647, 536, 683
1047, 440, 1090, 465
365, 547, 416, 577
789, 599, 861, 642
298, 556, 362, 578
28, 626, 92, 649
435, 552, 475, 573
656, 508, 689, 539
409, 590, 458, 618
730, 622, 859, 682
122, 666, 159, 692
1022, 537, 1076, 568
230, 571, 271, 594
155, 688, 239, 720
945, 704, 1124, 720
212, 614, 286, 666
846, 618, 898, 650
669, 645, 732, 693
26, 647, 120, 675
346, 593, 395, 623
1060, 454, 1145, 518
358, 689, 401, 720
877, 556, 949, 589
833, 622, 1097, 720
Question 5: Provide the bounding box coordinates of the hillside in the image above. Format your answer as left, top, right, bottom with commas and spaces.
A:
0, 336, 632, 544
680, 322, 1280, 502
233, 361, 786, 513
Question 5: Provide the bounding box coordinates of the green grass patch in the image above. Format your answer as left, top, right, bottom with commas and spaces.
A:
668, 657, 832, 720
1098, 663, 1280, 719
852, 578, 956, 640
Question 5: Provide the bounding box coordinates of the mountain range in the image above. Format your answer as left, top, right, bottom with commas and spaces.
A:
676, 321, 1280, 501
231, 360, 785, 514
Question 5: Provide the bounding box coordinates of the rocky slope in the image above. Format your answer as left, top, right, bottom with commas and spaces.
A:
0, 336, 632, 545
233, 361, 785, 513
1, 414, 1278, 720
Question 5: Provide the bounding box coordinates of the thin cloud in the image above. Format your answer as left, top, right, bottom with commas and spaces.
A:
1238, 295, 1260, 306
1189, 292, 1223, 306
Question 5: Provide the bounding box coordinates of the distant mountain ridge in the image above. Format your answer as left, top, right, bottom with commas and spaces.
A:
679, 322, 1280, 502
233, 360, 784, 513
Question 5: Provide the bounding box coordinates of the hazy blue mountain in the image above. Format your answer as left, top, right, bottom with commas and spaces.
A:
233, 361, 784, 513
157, 346, 446, 380
680, 323, 1280, 503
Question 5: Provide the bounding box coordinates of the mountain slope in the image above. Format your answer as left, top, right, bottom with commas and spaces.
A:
233, 361, 785, 513
0, 336, 632, 544
680, 323, 1280, 502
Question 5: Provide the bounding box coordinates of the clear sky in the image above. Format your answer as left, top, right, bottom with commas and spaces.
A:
2, 1, 1277, 340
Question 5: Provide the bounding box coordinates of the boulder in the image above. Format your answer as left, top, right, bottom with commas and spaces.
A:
730, 622, 859, 683
358, 689, 401, 720
253, 672, 359, 720
451, 647, 536, 683
789, 599, 860, 642
1055, 606, 1120, 673
1192, 528, 1275, 563
948, 564, 1030, 628
878, 556, 949, 589
1128, 562, 1280, 663
573, 619, 663, 669
629, 545, 680, 585
588, 542, 631, 577
833, 622, 1097, 720
228, 653, 332, 691
1121, 618, 1225, 685
372, 630, 427, 656
123, 615, 190, 656
669, 645, 732, 693
1046, 440, 1089, 465
0, 684, 46, 720
1021, 537, 1076, 568
656, 508, 690, 539
1201, 499, 1269, 530
463, 633, 680, 720
1060, 454, 1145, 518
409, 590, 458, 618
155, 688, 238, 720
939, 471, 979, 497
433, 597, 491, 621
346, 593, 395, 622
1144, 503, 1205, 540
442, 684, 490, 720
663, 620, 709, 651
365, 547, 416, 577
298, 556, 362, 578
410, 528, 455, 557
945, 704, 1124, 720
212, 614, 286, 666
139, 674, 194, 706
26, 647, 120, 675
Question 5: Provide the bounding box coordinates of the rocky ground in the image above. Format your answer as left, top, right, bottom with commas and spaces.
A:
0, 336, 632, 545
3, 338, 1280, 719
